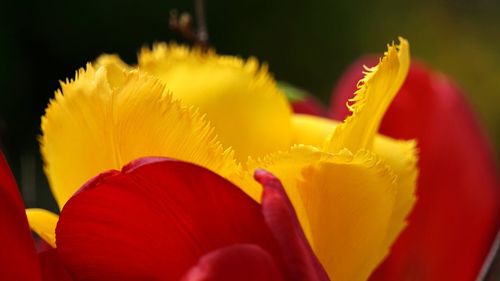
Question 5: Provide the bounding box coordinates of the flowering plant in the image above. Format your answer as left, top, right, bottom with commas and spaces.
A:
0, 36, 420, 281
1, 10, 498, 278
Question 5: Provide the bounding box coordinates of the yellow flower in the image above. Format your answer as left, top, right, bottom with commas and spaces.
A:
99, 44, 293, 162
27, 38, 417, 281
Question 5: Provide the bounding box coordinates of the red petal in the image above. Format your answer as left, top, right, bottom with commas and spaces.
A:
330, 59, 500, 281
0, 152, 41, 281
39, 249, 72, 281
181, 244, 285, 281
255, 169, 330, 281
56, 157, 283, 281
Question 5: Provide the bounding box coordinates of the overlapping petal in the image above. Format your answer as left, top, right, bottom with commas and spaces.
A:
245, 38, 417, 281
136, 44, 293, 161
331, 58, 500, 281
248, 146, 399, 281
256, 169, 330, 281
4, 150, 327, 280
56, 158, 284, 280
41, 64, 255, 210
56, 157, 330, 281
291, 114, 418, 244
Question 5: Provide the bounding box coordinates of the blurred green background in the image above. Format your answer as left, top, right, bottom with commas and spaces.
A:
0, 0, 499, 276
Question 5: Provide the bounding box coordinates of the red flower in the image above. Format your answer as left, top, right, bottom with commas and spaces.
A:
0, 153, 329, 281
330, 58, 500, 280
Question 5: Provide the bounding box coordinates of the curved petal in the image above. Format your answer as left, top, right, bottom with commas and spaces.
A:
248, 145, 324, 241
248, 146, 401, 281
256, 170, 329, 281
291, 114, 418, 245
181, 244, 284, 281
26, 208, 59, 248
331, 58, 500, 280
326, 38, 410, 152
329, 56, 378, 121
137, 43, 292, 161
0, 153, 41, 281
56, 157, 283, 281
41, 64, 256, 209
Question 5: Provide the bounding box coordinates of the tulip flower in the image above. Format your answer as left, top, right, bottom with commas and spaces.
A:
21, 38, 418, 280
1, 152, 331, 280
330, 58, 500, 280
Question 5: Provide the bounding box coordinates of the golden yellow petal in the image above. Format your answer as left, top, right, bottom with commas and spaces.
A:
25, 208, 58, 248
292, 113, 418, 245
300, 152, 397, 281
326, 38, 410, 152
41, 64, 256, 209
248, 144, 326, 240
138, 43, 292, 161
373, 136, 418, 245
291, 114, 341, 147
248, 146, 400, 281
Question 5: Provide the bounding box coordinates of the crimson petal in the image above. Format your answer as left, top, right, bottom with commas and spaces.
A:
255, 169, 330, 281
56, 157, 284, 281
181, 244, 285, 281
39, 249, 72, 281
0, 152, 41, 281
330, 59, 500, 281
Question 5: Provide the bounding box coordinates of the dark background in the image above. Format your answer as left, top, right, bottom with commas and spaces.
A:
0, 0, 499, 277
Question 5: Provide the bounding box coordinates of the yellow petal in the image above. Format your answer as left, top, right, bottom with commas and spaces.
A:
248, 146, 399, 281
326, 37, 410, 152
373, 136, 418, 245
25, 208, 58, 248
248, 144, 325, 240
300, 152, 397, 281
138, 43, 292, 161
93, 54, 131, 87
292, 113, 418, 244
41, 64, 257, 209
291, 114, 341, 147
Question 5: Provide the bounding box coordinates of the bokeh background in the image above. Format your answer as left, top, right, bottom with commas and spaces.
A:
0, 0, 499, 278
